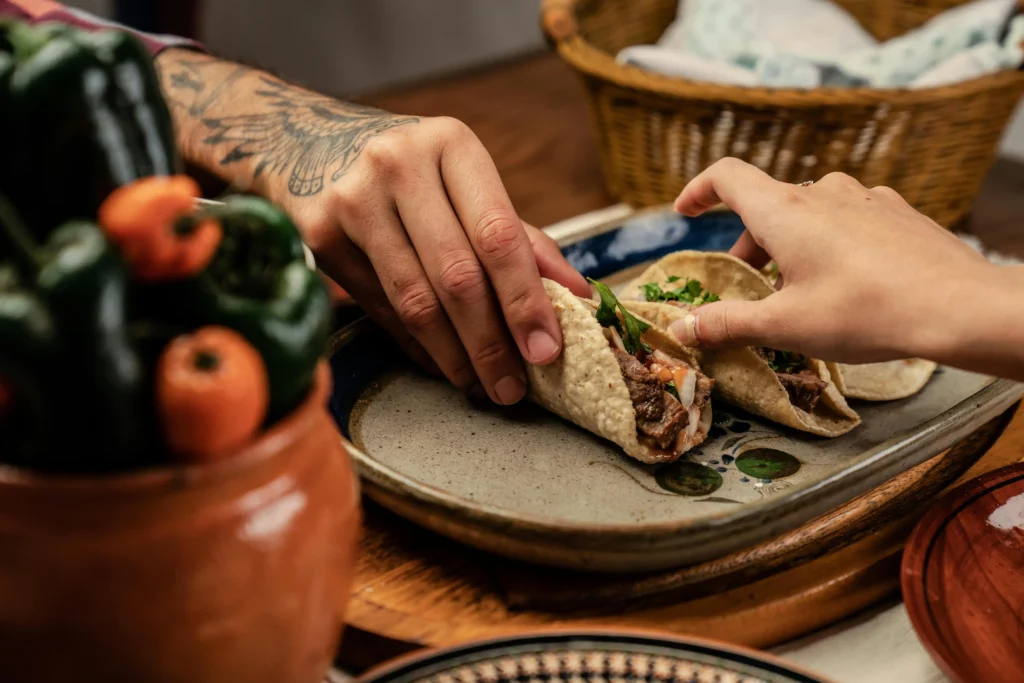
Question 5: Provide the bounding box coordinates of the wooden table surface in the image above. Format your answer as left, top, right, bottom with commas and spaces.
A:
352, 51, 1024, 680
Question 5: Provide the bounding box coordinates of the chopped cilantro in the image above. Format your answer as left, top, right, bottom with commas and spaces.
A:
589, 278, 650, 355
640, 277, 720, 306
640, 282, 664, 301
768, 350, 806, 374
665, 381, 680, 401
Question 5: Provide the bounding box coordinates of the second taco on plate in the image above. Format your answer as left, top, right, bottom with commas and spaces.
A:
621, 251, 861, 437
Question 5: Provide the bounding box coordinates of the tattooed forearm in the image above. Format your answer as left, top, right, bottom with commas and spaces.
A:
203, 77, 418, 196
154, 49, 419, 198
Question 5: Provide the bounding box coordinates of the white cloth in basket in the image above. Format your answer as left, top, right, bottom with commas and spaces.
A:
616, 0, 1024, 89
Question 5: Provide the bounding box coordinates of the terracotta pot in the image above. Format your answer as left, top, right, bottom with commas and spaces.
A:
0, 362, 360, 683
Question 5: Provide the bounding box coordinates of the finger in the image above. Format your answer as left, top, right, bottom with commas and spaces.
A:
397, 170, 528, 406
307, 226, 443, 377
438, 122, 564, 368
525, 223, 590, 298
729, 229, 771, 270
674, 158, 786, 218
669, 298, 785, 350
337, 200, 478, 392
871, 185, 910, 207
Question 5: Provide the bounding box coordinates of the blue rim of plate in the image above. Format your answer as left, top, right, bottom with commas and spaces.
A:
555, 207, 746, 279
356, 630, 832, 683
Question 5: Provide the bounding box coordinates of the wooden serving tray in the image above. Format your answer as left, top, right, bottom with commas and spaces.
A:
336, 404, 1022, 671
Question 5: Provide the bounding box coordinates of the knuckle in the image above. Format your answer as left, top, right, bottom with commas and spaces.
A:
332, 185, 372, 223
436, 253, 488, 302
431, 116, 474, 144
299, 217, 338, 256
820, 172, 859, 189
872, 185, 902, 201
362, 136, 405, 175
499, 284, 540, 324
716, 307, 737, 344
469, 336, 509, 369
475, 212, 525, 261
712, 157, 745, 174
394, 284, 443, 333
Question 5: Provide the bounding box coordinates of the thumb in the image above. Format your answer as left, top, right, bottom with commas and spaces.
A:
668, 299, 776, 350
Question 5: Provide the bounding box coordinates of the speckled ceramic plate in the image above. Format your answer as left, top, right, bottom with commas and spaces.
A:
356, 630, 831, 683
327, 206, 1024, 572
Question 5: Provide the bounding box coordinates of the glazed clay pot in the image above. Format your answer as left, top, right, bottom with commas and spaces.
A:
0, 362, 360, 683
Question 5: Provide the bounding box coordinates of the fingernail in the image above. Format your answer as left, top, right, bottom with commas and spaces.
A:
493, 375, 526, 405
670, 314, 698, 346
526, 330, 560, 364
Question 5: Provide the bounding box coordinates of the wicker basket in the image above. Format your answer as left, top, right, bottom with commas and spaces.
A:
541, 0, 1024, 227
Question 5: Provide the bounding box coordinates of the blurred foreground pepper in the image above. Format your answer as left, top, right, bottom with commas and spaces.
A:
0, 196, 152, 470
99, 175, 222, 281
0, 263, 59, 466
153, 196, 331, 423
0, 19, 180, 239
157, 326, 268, 462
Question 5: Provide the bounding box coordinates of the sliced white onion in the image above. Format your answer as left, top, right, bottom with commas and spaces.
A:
686, 405, 701, 437
653, 349, 683, 369
606, 325, 626, 352
674, 430, 690, 454
678, 369, 696, 408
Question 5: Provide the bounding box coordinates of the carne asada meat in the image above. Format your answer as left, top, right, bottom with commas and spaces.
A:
612, 347, 663, 421
637, 391, 688, 449
608, 342, 711, 454
694, 374, 714, 409
778, 370, 828, 412
755, 347, 827, 412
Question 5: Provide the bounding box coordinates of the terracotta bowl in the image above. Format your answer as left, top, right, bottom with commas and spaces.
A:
0, 362, 361, 683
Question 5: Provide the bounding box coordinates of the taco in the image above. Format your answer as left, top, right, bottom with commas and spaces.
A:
526, 279, 714, 464
759, 261, 936, 401
621, 251, 861, 437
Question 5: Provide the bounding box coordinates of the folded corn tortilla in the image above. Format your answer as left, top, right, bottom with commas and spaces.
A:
622, 251, 861, 437
829, 359, 937, 401
525, 279, 713, 464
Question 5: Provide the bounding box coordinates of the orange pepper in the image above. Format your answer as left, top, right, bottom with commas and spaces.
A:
156, 326, 269, 462
98, 175, 222, 281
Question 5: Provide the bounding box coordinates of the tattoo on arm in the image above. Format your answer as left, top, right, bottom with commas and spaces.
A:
157, 53, 419, 197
